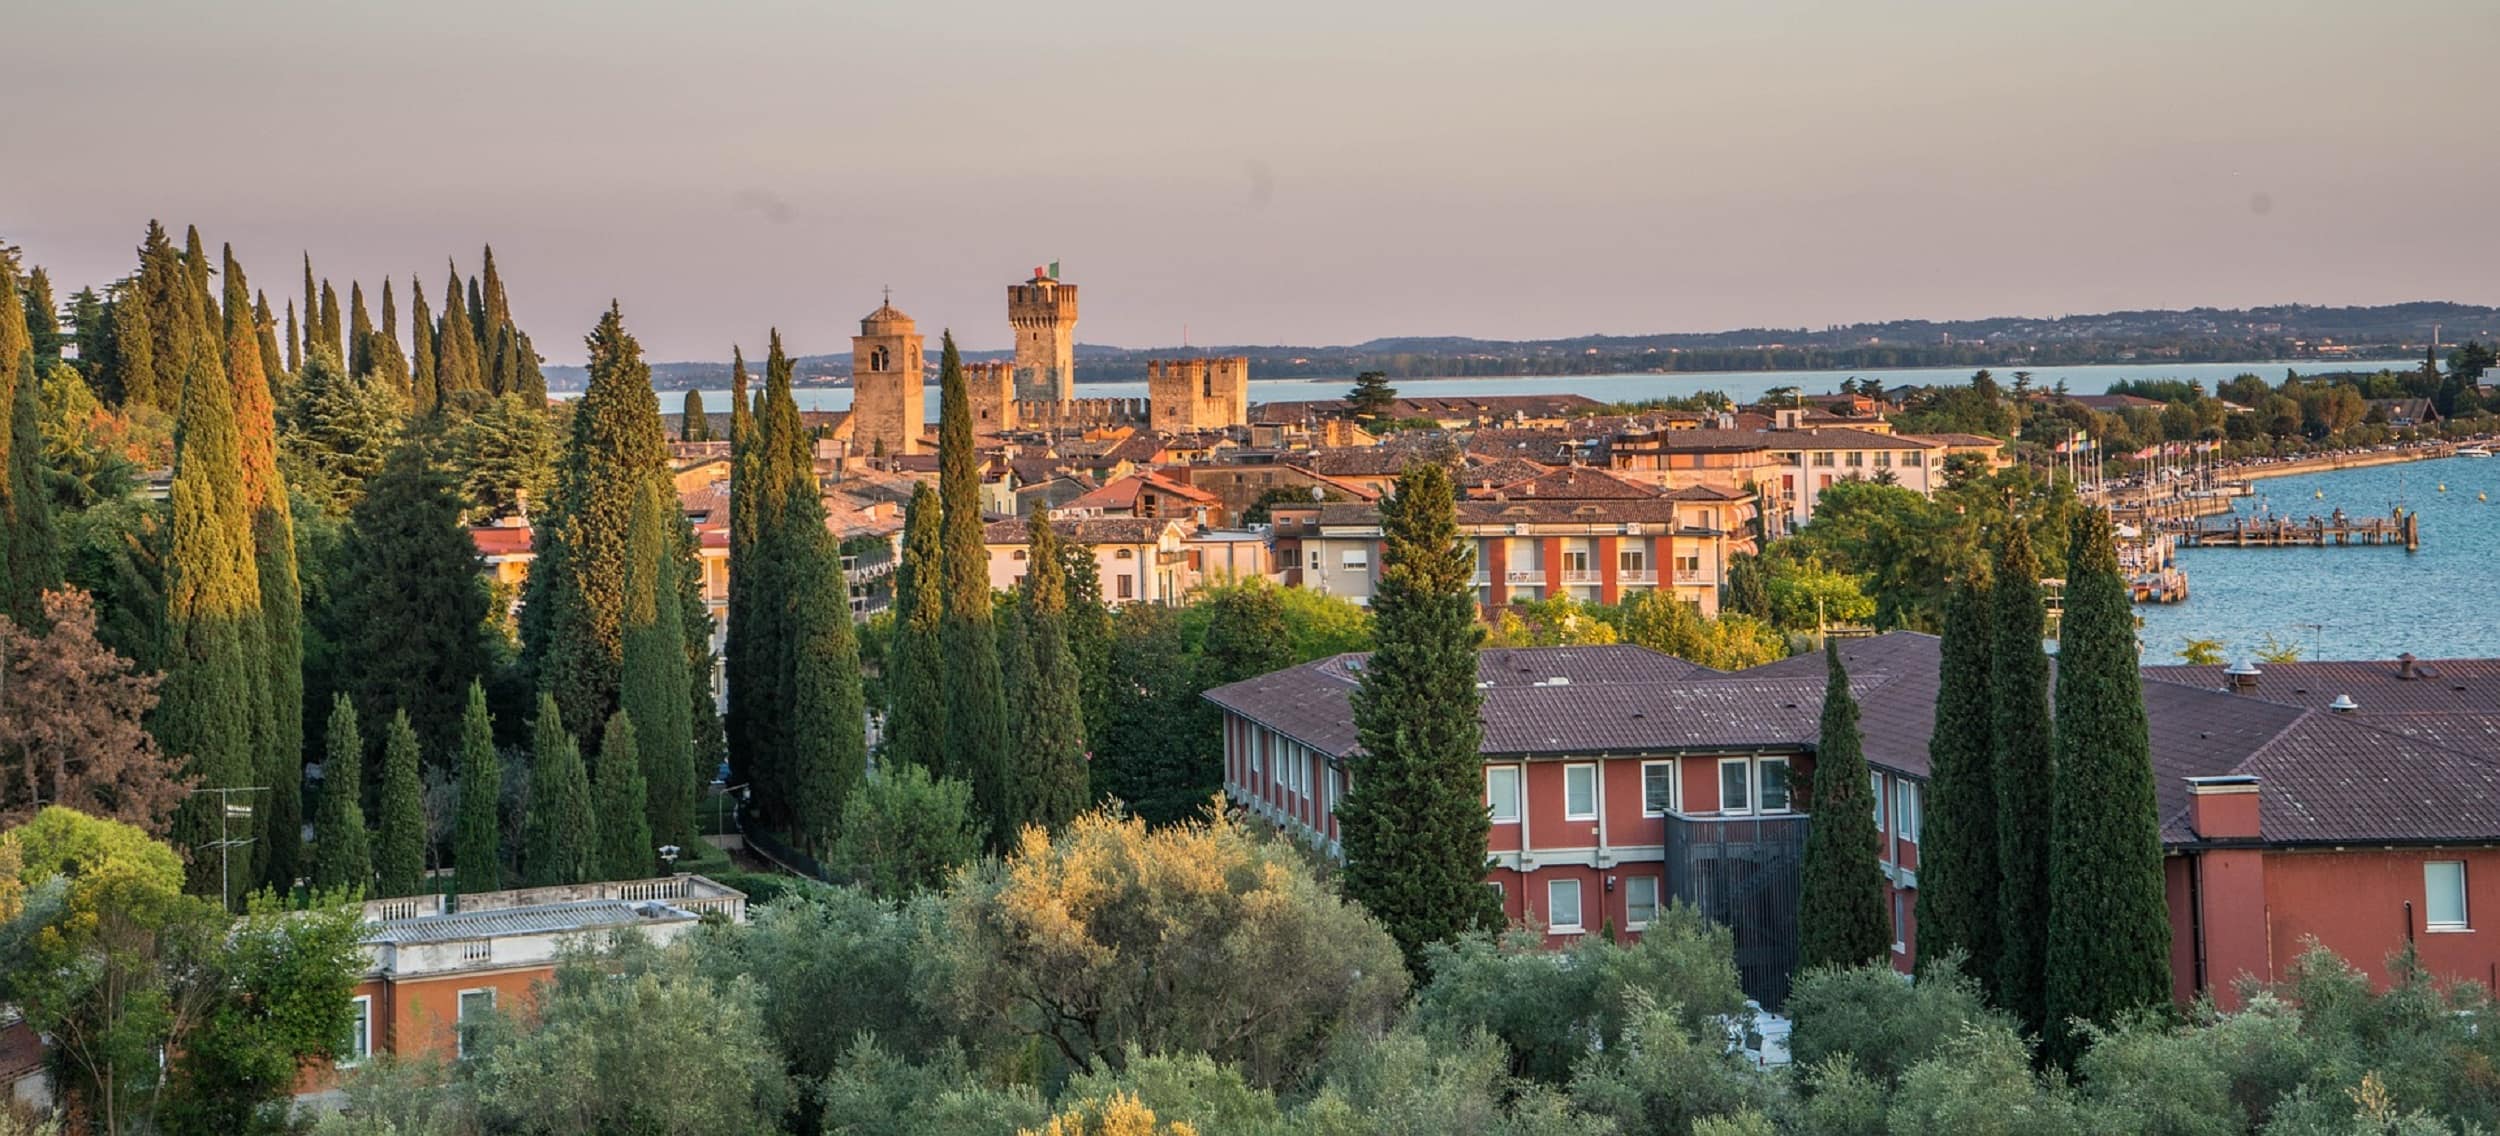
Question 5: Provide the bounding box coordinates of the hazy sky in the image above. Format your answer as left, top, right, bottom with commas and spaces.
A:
7, 0, 2496, 364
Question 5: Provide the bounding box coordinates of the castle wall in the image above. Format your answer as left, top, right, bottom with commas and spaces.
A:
964, 361, 1017, 432
1147, 357, 1251, 433
1009, 279, 1079, 403
1013, 397, 1148, 430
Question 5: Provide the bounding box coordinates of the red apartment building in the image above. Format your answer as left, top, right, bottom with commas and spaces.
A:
1208, 635, 2500, 1008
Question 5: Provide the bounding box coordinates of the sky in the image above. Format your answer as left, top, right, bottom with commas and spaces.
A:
6, 0, 2497, 365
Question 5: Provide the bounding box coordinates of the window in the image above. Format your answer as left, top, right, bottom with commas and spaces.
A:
1641, 761, 1676, 816
1874, 450, 1892, 468
1619, 547, 1648, 573
1486, 766, 1521, 824
1718, 758, 1751, 813
1564, 763, 1597, 820
1626, 876, 1660, 930
1308, 550, 1320, 571
1115, 548, 1135, 559
1892, 890, 1908, 952
1249, 730, 1262, 775
1812, 451, 1835, 467
1011, 549, 1028, 561
2426, 861, 2469, 930
344, 995, 372, 1066
1844, 450, 1864, 468
1117, 574, 1134, 599
1675, 554, 1701, 575
1895, 781, 1922, 843
1340, 549, 1369, 569
1548, 878, 1584, 933
1759, 758, 1792, 813
457, 988, 497, 1058
1560, 548, 1590, 573
1872, 772, 1887, 829
1904, 450, 1925, 467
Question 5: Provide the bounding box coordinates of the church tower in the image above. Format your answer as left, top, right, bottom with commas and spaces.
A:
1008, 266, 1079, 403
851, 297, 924, 457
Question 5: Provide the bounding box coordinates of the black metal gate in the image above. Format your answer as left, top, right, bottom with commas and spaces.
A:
1667, 813, 1807, 1008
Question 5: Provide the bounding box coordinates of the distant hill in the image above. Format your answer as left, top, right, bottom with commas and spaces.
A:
543, 302, 2500, 391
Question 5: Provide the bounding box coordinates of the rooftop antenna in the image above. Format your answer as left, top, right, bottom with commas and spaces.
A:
882, 284, 891, 305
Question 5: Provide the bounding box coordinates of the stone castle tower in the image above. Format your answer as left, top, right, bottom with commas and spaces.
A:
851, 299, 924, 457
1147, 357, 1251, 434
964, 361, 1017, 432
1008, 267, 1079, 403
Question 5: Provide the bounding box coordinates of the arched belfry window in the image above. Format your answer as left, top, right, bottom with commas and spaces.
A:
870, 346, 890, 372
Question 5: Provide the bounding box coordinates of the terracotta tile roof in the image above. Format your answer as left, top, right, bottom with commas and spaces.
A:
1303, 446, 1450, 478
1070, 470, 1220, 512
469, 525, 533, 558
1471, 464, 1662, 501
1899, 432, 2008, 448
982, 516, 1179, 546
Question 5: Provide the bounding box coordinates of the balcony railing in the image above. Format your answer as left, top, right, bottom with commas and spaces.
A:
1618, 568, 1658, 584
1558, 569, 1600, 584
1504, 570, 1544, 583
1675, 569, 1710, 584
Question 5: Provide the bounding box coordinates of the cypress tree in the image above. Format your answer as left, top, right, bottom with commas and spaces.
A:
593, 711, 654, 881
757, 331, 866, 851
131, 221, 188, 408
319, 280, 342, 367
283, 299, 299, 377
1012, 502, 1089, 831
1991, 521, 2056, 1038
374, 710, 427, 898
105, 277, 155, 408
329, 444, 491, 753
433, 266, 482, 405
521, 694, 598, 886
253, 291, 285, 391
409, 277, 437, 415
883, 482, 946, 772
0, 252, 62, 626
375, 278, 409, 397
224, 246, 305, 891
21, 265, 60, 367
1336, 462, 1503, 974
479, 249, 511, 348
1062, 539, 1113, 764
467, 275, 485, 346
68, 286, 108, 386
1915, 572, 2000, 987
183, 225, 217, 329
936, 332, 1010, 839
301, 254, 317, 374
675, 507, 725, 796
158, 253, 266, 895
453, 682, 503, 895
348, 280, 374, 377
681, 388, 708, 442
521, 303, 667, 740
1797, 643, 1892, 971
509, 328, 547, 406
995, 600, 1034, 831
621, 482, 696, 850
311, 695, 372, 894
2043, 508, 2171, 1065
723, 346, 761, 788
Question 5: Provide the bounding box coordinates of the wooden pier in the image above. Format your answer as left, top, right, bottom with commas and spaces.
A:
2169, 509, 2419, 551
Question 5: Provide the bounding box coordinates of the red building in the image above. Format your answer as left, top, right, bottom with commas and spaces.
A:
1207, 635, 2500, 1007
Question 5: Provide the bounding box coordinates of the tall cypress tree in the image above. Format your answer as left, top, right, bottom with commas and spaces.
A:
283, 299, 299, 377
433, 266, 482, 405
674, 507, 725, 796
453, 682, 503, 895
995, 601, 1034, 834
105, 277, 155, 409
1062, 539, 1113, 766
1013, 502, 1089, 831
884, 483, 947, 771
521, 304, 666, 740
1798, 643, 1892, 971
1915, 573, 2000, 987
376, 277, 410, 396
328, 444, 491, 754
756, 331, 865, 851
225, 246, 304, 890
1991, 521, 2056, 1038
0, 252, 61, 626
158, 252, 265, 895
183, 225, 217, 330
131, 221, 188, 408
936, 332, 1010, 838
681, 389, 708, 441
318, 280, 342, 367
593, 711, 654, 881
301, 254, 317, 375
19, 265, 60, 367
409, 276, 437, 415
521, 694, 597, 886
2043, 508, 2171, 1065
348, 281, 374, 377
723, 346, 761, 789
1336, 462, 1503, 974
310, 694, 372, 894
374, 710, 427, 898
252, 291, 285, 392
622, 482, 696, 850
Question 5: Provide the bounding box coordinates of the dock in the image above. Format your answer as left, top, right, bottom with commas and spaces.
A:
2167, 509, 2419, 551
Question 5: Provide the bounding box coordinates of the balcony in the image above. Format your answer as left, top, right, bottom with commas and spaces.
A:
1504, 570, 1544, 584
1558, 569, 1600, 584
1675, 569, 1711, 584
1618, 568, 1658, 584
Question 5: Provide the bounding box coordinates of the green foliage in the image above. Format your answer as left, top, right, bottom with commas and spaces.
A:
723, 346, 761, 790
592, 711, 654, 881
679, 388, 708, 441
690, 886, 950, 1080
1759, 552, 1874, 633
936, 333, 1010, 841
1567, 996, 1781, 1135
159, 893, 365, 1136
1346, 370, 1398, 421
1917, 575, 1999, 983
520, 694, 597, 886
824, 763, 983, 898
310, 695, 372, 893
326, 444, 490, 755
1886, 1021, 2086, 1135
1338, 461, 1504, 974
280, 348, 404, 516
436, 391, 554, 519
1092, 601, 1210, 824
1890, 369, 2017, 438
373, 710, 428, 897
37, 361, 144, 509
1179, 576, 1374, 662
1011, 506, 1091, 833
883, 483, 947, 772
0, 255, 63, 626
453, 682, 502, 893
1798, 643, 1891, 971
1788, 956, 2012, 1087
620, 483, 695, 849
1610, 587, 1789, 669
2044, 507, 2173, 1065
1991, 520, 2056, 1038
1780, 464, 2078, 631
816, 1038, 1049, 1136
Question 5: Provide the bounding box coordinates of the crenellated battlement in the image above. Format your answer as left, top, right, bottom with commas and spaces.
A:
1013, 397, 1147, 429
964, 360, 1017, 430
1007, 282, 1081, 325
1010, 269, 1081, 402
1147, 355, 1251, 434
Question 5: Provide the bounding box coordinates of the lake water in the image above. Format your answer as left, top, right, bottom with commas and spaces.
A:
2133, 455, 2500, 662
651, 359, 2413, 418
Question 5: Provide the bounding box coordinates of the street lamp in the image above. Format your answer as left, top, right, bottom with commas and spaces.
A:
658, 845, 681, 874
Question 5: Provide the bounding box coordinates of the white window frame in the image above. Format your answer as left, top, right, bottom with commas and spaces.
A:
1625, 875, 1660, 931
457, 987, 497, 1059
1640, 760, 1677, 817
344, 994, 373, 1067
1892, 889, 1908, 954
1248, 729, 1263, 776
1758, 757, 1793, 814
1718, 757, 1752, 814
1548, 878, 1584, 933
1871, 771, 1887, 830
1895, 780, 1922, 844
2425, 861, 2469, 931
1563, 762, 1598, 821
1486, 765, 1521, 824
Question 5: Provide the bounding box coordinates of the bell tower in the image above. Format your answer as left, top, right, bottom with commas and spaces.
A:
1008, 265, 1079, 403
851, 294, 924, 457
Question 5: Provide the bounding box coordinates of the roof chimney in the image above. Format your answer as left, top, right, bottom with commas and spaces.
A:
2186, 774, 2262, 840
2396, 653, 2419, 680
2224, 659, 2261, 692
2329, 695, 2358, 713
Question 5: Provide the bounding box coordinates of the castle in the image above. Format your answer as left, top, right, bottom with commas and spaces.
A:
848, 267, 1249, 450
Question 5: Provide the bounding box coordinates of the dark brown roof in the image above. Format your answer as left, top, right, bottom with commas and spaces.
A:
1473, 465, 1661, 501
982, 517, 1176, 546
1304, 447, 1451, 478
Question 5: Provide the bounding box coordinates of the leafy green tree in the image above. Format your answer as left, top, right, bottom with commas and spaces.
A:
824, 763, 983, 898
371, 278, 409, 396
373, 710, 427, 897
280, 348, 403, 515
882, 482, 946, 771
19, 263, 60, 367
689, 887, 949, 1084
593, 710, 654, 881
1012, 502, 1089, 831
453, 681, 503, 894
318, 280, 342, 368
1566, 998, 1779, 1134
2043, 507, 2171, 1066
520, 694, 597, 886
1787, 956, 2011, 1088
158, 892, 365, 1136
1797, 643, 1891, 971
622, 482, 695, 848
936, 332, 1010, 838
326, 444, 491, 756
1337, 461, 1503, 974
437, 390, 554, 519
680, 388, 709, 441
129, 221, 192, 410
1346, 370, 1398, 420
347, 281, 374, 377
1197, 579, 1294, 685
1093, 602, 1204, 824
1991, 520, 2056, 1038
521, 304, 666, 739
1915, 574, 1998, 986
310, 695, 371, 893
